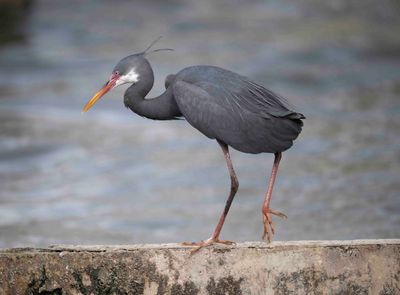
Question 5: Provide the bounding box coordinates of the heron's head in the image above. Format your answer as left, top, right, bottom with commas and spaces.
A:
82, 54, 149, 113
82, 37, 172, 113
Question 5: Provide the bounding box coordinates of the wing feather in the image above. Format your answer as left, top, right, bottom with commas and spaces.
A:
172, 80, 303, 154
178, 66, 305, 120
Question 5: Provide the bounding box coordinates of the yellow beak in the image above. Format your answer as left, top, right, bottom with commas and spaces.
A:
82, 82, 114, 113
83, 72, 120, 113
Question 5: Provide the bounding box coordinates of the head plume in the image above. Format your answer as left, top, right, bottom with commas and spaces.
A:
141, 36, 174, 56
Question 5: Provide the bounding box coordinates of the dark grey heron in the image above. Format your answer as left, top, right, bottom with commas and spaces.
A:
83, 39, 305, 251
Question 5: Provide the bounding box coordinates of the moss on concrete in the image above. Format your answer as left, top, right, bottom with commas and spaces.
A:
0, 240, 399, 294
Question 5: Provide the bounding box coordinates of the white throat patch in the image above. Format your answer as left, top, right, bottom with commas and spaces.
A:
115, 69, 139, 87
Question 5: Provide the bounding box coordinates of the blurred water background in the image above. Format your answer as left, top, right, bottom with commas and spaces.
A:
0, 0, 399, 248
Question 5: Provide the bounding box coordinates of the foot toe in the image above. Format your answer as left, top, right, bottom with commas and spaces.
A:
182, 238, 235, 254
270, 209, 287, 219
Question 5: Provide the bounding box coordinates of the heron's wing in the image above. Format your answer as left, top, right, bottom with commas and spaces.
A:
172, 80, 302, 153
198, 70, 305, 120
172, 80, 239, 141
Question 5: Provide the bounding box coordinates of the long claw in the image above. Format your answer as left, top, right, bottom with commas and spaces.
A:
217, 239, 235, 245
270, 220, 275, 235
182, 241, 197, 246
266, 218, 272, 242
262, 215, 268, 240
269, 209, 288, 219
182, 238, 235, 254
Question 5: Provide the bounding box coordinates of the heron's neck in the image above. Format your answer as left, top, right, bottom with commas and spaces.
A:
124, 77, 181, 120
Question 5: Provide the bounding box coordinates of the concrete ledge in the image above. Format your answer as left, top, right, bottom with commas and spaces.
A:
0, 239, 399, 294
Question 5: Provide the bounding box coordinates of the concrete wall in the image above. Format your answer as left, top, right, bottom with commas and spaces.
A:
0, 239, 399, 295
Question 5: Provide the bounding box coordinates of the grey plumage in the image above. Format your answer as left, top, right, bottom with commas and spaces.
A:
172, 66, 304, 153
119, 56, 304, 154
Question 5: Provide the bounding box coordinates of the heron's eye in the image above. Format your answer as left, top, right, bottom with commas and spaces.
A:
114, 71, 120, 75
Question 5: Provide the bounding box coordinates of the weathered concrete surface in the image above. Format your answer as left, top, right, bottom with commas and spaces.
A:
0, 240, 399, 295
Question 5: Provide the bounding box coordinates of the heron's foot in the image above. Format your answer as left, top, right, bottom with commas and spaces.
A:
261, 207, 287, 242
182, 237, 235, 254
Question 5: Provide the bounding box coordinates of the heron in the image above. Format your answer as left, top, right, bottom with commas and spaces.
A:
83, 39, 305, 251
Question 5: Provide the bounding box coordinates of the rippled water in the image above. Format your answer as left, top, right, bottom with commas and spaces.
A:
0, 0, 399, 247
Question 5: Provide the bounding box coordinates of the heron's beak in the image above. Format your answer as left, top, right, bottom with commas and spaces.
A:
82, 73, 120, 113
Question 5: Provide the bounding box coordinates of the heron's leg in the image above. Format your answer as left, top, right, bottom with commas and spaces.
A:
261, 152, 287, 242
183, 140, 238, 253
210, 140, 239, 240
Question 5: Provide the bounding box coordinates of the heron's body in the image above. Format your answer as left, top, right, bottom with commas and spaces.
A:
83, 44, 305, 251
124, 64, 304, 154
